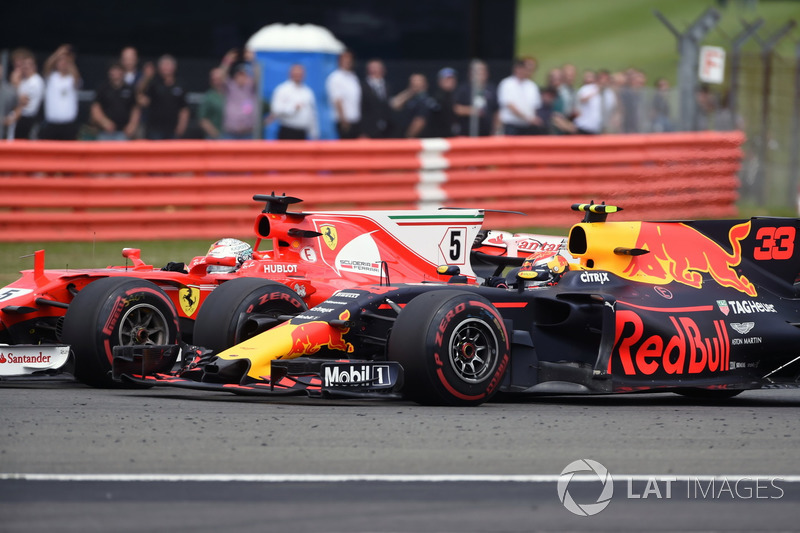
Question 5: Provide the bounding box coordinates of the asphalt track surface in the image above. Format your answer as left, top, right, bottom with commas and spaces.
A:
2, 376, 800, 532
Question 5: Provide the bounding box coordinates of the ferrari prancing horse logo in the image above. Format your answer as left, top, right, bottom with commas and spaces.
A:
179, 287, 200, 316
321, 225, 338, 250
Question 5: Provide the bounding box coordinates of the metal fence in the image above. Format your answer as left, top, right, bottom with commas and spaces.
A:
737, 48, 799, 211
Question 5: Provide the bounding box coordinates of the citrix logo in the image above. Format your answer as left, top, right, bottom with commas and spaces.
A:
580, 271, 610, 284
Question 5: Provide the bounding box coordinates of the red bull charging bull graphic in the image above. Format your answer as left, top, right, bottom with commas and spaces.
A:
621, 221, 756, 297
214, 309, 356, 381
280, 310, 355, 359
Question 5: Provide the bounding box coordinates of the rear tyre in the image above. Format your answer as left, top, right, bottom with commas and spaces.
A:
61, 277, 179, 387
193, 278, 307, 353
388, 290, 510, 406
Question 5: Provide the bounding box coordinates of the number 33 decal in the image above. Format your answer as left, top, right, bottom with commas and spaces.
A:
754, 226, 796, 260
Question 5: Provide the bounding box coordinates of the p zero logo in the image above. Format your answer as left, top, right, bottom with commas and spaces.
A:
612, 310, 729, 376
102, 296, 126, 335
754, 226, 796, 260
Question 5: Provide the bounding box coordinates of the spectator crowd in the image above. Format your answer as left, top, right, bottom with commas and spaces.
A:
1, 44, 739, 141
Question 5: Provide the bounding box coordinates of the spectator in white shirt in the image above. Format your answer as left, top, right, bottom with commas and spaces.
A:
497, 58, 542, 135
40, 45, 81, 140
270, 64, 318, 140
326, 50, 361, 139
574, 69, 616, 134
4, 48, 45, 140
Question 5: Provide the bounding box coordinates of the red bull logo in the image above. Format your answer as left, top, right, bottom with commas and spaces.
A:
612, 310, 730, 376
621, 222, 756, 297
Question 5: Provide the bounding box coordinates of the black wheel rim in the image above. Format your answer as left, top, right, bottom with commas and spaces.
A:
118, 303, 169, 346
447, 318, 498, 384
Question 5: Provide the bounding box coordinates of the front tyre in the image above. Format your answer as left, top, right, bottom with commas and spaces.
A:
61, 277, 179, 387
388, 290, 510, 406
193, 278, 307, 353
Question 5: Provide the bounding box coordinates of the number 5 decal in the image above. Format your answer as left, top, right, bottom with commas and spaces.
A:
754, 226, 796, 260
449, 229, 463, 261
440, 228, 467, 265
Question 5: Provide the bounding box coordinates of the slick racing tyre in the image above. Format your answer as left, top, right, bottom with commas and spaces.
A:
61, 277, 179, 387
193, 278, 307, 353
388, 290, 510, 406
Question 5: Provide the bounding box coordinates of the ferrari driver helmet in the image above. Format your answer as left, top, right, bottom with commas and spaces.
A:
518, 251, 570, 287
206, 238, 253, 273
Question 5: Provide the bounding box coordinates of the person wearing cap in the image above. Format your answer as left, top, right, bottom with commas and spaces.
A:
423, 67, 458, 137
326, 50, 361, 139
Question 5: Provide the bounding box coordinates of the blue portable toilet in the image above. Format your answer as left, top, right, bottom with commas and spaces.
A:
246, 23, 345, 140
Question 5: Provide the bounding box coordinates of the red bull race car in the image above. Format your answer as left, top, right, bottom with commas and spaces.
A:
0, 194, 565, 386
115, 203, 800, 406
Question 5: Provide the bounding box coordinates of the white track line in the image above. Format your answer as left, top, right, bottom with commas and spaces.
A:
2, 473, 800, 483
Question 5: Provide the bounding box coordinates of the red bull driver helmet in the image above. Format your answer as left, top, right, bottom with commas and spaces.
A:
519, 251, 571, 287
205, 238, 253, 274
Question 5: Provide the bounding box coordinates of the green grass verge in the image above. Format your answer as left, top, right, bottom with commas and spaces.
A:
517, 0, 800, 84
0, 240, 212, 288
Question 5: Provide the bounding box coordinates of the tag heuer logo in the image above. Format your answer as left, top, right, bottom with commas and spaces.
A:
179, 287, 200, 317
716, 300, 729, 316
730, 322, 755, 335
320, 225, 338, 250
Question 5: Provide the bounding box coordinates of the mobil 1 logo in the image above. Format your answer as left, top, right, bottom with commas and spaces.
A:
321, 361, 402, 392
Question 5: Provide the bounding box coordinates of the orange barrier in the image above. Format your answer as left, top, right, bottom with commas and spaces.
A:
0, 132, 743, 241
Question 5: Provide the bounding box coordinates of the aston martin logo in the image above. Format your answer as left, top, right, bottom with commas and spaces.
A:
179, 287, 200, 317
321, 225, 338, 250
730, 322, 755, 335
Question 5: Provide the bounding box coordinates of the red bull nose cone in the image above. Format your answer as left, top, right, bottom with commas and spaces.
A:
215, 310, 354, 381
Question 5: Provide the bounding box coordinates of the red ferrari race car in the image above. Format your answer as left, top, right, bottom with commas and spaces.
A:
0, 194, 567, 386
115, 203, 800, 406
